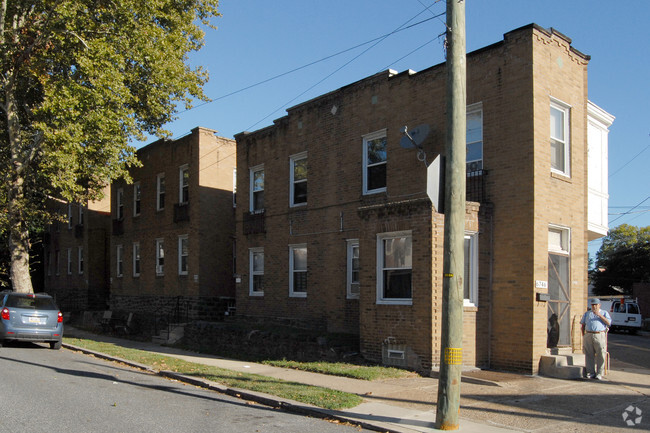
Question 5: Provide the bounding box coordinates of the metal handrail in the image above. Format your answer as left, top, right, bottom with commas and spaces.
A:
153, 296, 189, 338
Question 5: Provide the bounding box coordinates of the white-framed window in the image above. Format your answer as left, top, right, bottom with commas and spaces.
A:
179, 164, 189, 204
250, 165, 264, 212
67, 248, 72, 275
289, 244, 307, 297
132, 242, 140, 277
78, 246, 84, 275
178, 235, 188, 275
548, 225, 570, 254
363, 129, 387, 195
464, 232, 479, 306
376, 231, 412, 305
67, 204, 73, 229
466, 102, 483, 172
155, 238, 164, 276
156, 173, 166, 211
290, 152, 307, 207
550, 99, 571, 176
78, 205, 84, 226
116, 245, 123, 277
346, 240, 360, 299
133, 182, 141, 216
249, 248, 264, 296
116, 188, 124, 220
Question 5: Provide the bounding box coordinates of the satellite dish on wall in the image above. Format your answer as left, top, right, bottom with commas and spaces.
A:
400, 124, 430, 149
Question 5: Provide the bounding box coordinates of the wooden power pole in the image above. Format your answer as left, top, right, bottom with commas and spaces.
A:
435, 0, 466, 430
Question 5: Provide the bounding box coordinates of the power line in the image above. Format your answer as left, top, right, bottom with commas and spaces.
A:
176, 15, 441, 117
244, 7, 446, 132
609, 136, 650, 178
609, 195, 650, 224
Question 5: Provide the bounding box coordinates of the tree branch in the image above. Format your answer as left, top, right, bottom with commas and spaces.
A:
0, 0, 7, 42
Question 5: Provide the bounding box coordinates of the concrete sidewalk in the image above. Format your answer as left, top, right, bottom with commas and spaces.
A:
63, 327, 650, 433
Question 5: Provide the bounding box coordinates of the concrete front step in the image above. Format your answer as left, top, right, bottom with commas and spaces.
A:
539, 354, 585, 380
152, 325, 185, 345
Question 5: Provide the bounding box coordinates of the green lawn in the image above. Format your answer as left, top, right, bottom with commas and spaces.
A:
263, 359, 415, 381
64, 338, 362, 410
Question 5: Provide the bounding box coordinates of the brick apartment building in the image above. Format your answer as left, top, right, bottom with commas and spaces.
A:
43, 194, 111, 311
109, 127, 237, 319
234, 24, 614, 373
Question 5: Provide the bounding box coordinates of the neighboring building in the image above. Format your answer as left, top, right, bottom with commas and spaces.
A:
43, 193, 111, 311
109, 127, 237, 320
234, 24, 613, 374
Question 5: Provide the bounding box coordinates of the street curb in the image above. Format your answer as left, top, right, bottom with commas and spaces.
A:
63, 343, 157, 373
63, 343, 407, 433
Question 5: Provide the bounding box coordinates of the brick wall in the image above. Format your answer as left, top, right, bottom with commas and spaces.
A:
235, 24, 592, 374
110, 127, 236, 315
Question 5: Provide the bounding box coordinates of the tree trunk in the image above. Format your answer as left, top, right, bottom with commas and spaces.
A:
5, 76, 34, 294
9, 218, 33, 293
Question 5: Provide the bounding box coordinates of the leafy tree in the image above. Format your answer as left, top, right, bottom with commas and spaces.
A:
1, 0, 219, 292
590, 224, 650, 295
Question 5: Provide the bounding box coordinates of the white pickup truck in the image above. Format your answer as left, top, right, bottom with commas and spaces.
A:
589, 297, 643, 334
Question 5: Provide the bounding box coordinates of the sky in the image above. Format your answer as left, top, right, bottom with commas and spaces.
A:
150, 0, 650, 264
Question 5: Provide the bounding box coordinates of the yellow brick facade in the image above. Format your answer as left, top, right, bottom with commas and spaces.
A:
234, 24, 595, 374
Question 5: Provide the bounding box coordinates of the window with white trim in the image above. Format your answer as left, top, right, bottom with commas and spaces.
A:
290, 152, 307, 206
178, 235, 188, 275
249, 248, 264, 296
363, 130, 387, 194
289, 244, 307, 297
156, 173, 166, 211
67, 248, 72, 275
466, 103, 483, 172
548, 225, 570, 254
116, 245, 123, 277
116, 188, 124, 220
250, 165, 264, 212
132, 242, 140, 277
78, 246, 84, 275
550, 99, 571, 176
463, 232, 479, 306
179, 164, 189, 204
377, 231, 412, 304
155, 238, 164, 276
133, 182, 141, 216
67, 204, 73, 229
347, 240, 360, 299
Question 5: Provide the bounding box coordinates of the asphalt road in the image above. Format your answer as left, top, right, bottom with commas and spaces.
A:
608, 329, 650, 371
0, 342, 370, 433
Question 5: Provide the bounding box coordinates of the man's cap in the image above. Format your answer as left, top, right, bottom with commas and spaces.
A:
590, 298, 601, 305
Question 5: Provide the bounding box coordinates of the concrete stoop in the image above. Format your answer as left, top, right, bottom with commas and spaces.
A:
539, 352, 585, 380
152, 325, 185, 345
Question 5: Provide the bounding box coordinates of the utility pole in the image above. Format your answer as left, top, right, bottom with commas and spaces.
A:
435, 0, 466, 430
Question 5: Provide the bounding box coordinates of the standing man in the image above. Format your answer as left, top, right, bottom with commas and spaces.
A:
580, 298, 611, 380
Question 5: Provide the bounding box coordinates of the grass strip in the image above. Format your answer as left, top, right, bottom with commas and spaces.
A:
64, 338, 362, 410
263, 359, 415, 381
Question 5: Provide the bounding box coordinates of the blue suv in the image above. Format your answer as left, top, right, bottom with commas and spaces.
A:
0, 291, 63, 349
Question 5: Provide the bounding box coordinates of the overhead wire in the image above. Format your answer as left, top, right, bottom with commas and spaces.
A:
175, 15, 441, 118
244, 5, 446, 132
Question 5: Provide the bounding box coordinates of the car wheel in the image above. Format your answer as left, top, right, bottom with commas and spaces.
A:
50, 340, 62, 350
